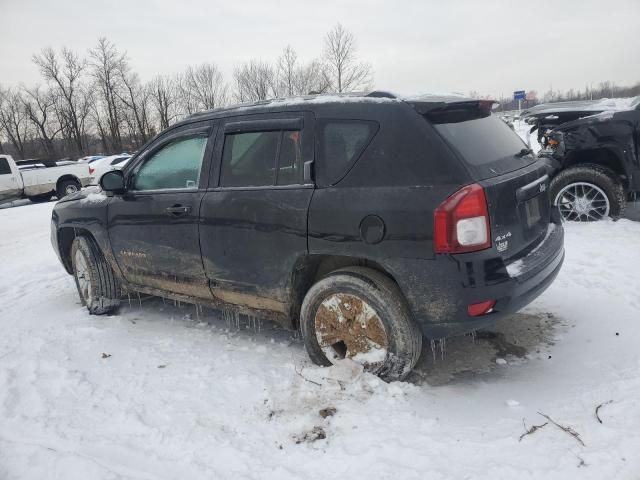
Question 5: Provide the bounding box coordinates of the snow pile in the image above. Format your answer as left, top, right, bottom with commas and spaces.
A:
80, 190, 108, 204
1, 203, 640, 479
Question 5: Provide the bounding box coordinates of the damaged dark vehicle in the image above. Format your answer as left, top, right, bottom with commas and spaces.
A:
522, 97, 640, 221
51, 92, 564, 380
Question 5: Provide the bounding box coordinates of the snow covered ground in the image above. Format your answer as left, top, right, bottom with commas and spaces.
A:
1, 202, 640, 480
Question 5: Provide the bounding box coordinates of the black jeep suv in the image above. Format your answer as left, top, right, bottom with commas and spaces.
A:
51, 92, 564, 380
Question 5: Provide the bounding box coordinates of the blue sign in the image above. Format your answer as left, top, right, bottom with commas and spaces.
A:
514, 90, 526, 100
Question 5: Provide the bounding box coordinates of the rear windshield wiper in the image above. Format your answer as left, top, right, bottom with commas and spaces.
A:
515, 148, 532, 157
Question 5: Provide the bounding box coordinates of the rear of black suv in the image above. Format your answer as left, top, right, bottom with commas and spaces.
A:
398, 99, 564, 338
308, 97, 564, 342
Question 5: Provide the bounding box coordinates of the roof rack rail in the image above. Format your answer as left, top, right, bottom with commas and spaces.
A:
366, 91, 397, 99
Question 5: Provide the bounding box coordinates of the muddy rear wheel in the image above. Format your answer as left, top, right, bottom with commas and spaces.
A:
300, 267, 422, 381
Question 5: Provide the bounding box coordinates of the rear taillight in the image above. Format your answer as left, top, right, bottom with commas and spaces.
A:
467, 300, 496, 317
89, 166, 95, 175
434, 183, 491, 254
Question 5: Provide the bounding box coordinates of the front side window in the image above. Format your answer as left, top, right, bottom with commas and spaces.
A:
0, 158, 11, 175
220, 129, 303, 187
132, 136, 207, 191
318, 120, 377, 185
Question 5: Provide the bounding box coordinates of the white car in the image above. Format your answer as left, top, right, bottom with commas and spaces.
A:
0, 155, 91, 204
88, 154, 131, 185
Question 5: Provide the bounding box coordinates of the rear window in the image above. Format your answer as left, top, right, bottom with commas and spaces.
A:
318, 120, 378, 185
429, 108, 535, 179
0, 158, 11, 175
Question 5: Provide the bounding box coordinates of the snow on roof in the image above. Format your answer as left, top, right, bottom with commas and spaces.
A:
523, 96, 640, 117
191, 90, 477, 119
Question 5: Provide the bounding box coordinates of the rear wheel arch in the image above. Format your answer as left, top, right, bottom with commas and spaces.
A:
287, 254, 402, 329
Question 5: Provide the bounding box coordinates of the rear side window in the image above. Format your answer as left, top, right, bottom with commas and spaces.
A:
318, 120, 377, 185
0, 158, 11, 175
220, 130, 303, 187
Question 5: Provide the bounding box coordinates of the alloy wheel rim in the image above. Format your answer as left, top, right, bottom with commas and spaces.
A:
74, 250, 92, 303
554, 182, 610, 222
314, 293, 389, 368
65, 184, 79, 195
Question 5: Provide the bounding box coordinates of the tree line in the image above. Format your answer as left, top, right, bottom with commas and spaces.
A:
492, 80, 640, 112
0, 23, 372, 160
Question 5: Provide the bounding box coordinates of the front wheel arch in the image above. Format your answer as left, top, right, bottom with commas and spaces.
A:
549, 163, 626, 221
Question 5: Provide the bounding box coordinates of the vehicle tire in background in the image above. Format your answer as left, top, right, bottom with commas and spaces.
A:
28, 193, 54, 203
71, 235, 121, 315
56, 178, 81, 199
550, 164, 626, 221
300, 266, 422, 381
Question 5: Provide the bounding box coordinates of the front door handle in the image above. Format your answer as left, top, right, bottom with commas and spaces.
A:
165, 205, 192, 217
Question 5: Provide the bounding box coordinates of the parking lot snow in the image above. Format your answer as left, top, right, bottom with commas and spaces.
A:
1, 202, 639, 480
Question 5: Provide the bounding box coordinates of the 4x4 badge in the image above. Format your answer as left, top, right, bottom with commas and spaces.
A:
495, 231, 512, 252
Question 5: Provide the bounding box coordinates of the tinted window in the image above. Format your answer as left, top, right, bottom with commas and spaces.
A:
132, 136, 207, 191
430, 112, 535, 179
221, 131, 279, 187
433, 114, 526, 166
276, 131, 302, 185
0, 158, 11, 175
319, 121, 377, 185
221, 130, 303, 187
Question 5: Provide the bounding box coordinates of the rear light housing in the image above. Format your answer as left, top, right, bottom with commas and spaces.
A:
467, 300, 496, 317
89, 166, 95, 175
434, 183, 491, 254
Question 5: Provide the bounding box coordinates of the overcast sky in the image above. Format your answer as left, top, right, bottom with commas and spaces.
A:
1, 0, 638, 99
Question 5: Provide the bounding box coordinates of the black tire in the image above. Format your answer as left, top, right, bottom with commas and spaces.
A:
28, 193, 54, 203
56, 178, 81, 199
549, 164, 626, 221
71, 235, 121, 315
300, 266, 422, 381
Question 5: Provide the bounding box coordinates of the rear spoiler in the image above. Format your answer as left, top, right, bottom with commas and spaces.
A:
410, 99, 498, 115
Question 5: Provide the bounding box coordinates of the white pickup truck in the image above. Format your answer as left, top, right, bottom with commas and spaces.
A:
0, 154, 91, 204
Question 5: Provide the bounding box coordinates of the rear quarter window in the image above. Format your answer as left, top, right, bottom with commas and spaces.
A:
317, 120, 378, 186
0, 158, 11, 175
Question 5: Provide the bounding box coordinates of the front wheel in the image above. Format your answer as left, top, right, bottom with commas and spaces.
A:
71, 236, 121, 314
549, 164, 626, 221
300, 267, 422, 381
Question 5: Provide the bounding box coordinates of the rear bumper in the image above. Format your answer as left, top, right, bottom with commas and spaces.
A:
387, 222, 565, 338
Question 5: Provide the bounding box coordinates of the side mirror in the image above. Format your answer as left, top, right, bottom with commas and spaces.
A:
100, 170, 126, 193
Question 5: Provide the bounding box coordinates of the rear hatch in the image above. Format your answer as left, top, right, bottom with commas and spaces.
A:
420, 100, 551, 261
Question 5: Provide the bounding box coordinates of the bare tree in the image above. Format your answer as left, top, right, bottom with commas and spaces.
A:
233, 60, 277, 102
150, 75, 179, 130
277, 46, 298, 97
179, 63, 228, 113
276, 46, 330, 96
89, 37, 127, 152
117, 70, 153, 146
0, 88, 31, 159
21, 85, 63, 158
323, 23, 372, 93
32, 47, 89, 155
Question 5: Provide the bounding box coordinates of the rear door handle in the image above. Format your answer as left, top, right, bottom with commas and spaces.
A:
165, 205, 192, 217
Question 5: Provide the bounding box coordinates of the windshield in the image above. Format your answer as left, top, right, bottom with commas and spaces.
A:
428, 109, 536, 179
